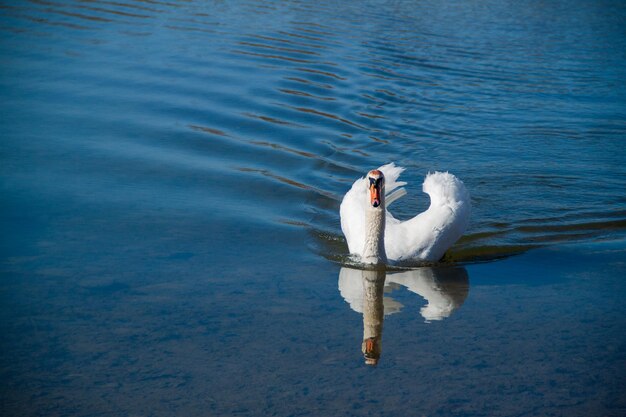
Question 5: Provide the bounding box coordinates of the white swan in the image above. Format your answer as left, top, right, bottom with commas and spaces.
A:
340, 163, 470, 264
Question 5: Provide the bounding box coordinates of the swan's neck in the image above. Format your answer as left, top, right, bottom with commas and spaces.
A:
362, 206, 387, 264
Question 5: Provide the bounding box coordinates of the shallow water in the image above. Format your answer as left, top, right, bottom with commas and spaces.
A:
1, 0, 626, 415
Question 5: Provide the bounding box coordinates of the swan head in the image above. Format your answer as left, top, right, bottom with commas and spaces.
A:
367, 169, 385, 209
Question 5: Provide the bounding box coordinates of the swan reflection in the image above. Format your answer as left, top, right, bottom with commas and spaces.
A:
338, 266, 469, 365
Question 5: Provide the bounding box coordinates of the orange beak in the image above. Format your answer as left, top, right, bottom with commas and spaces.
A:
370, 183, 381, 207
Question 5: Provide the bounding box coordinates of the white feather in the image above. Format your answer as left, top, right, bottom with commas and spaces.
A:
385, 187, 407, 206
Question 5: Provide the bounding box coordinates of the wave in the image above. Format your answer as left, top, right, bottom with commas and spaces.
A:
3, 0, 625, 266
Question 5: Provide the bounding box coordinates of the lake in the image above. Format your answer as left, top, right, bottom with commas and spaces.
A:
1, 0, 625, 416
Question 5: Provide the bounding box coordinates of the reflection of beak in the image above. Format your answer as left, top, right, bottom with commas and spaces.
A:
362, 337, 380, 366
370, 184, 381, 208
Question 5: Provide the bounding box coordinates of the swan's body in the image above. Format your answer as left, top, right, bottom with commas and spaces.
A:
340, 163, 470, 264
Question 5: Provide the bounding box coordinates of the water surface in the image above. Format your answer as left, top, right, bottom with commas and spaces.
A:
1, 0, 626, 415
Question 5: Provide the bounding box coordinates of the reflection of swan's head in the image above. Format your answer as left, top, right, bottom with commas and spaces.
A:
362, 337, 381, 366
360, 271, 385, 366
367, 169, 385, 208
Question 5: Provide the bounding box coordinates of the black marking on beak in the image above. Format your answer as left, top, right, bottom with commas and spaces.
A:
369, 177, 382, 187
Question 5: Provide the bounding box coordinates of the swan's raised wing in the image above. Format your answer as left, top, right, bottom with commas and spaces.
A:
385, 172, 470, 262
340, 163, 408, 256
378, 163, 407, 205
340, 176, 368, 256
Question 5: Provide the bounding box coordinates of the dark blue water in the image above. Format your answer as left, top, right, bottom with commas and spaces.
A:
1, 1, 626, 415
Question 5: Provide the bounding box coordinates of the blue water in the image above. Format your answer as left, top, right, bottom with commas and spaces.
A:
1, 1, 626, 415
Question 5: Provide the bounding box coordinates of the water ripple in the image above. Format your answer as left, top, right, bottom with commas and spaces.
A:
2, 0, 626, 264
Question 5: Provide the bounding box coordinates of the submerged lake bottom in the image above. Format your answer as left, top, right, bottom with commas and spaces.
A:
1, 207, 625, 416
